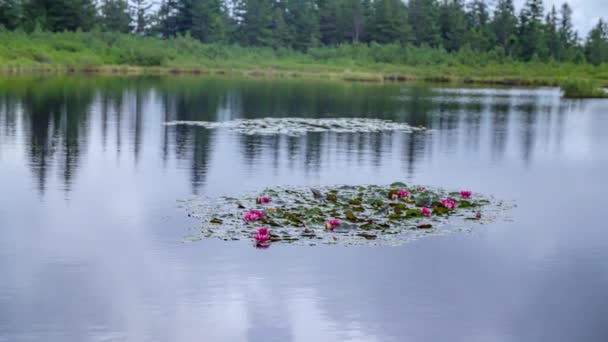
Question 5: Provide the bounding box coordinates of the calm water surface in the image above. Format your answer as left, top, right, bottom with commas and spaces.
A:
0, 76, 607, 341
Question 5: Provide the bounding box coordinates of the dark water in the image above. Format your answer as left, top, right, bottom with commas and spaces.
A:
0, 76, 607, 342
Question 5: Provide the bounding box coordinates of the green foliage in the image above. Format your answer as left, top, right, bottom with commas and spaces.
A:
518, 0, 547, 60
130, 0, 153, 34
492, 0, 517, 55
369, 0, 411, 45
0, 0, 606, 66
561, 80, 608, 98
409, 0, 441, 47
0, 0, 22, 30
439, 0, 467, 52
101, 0, 132, 33
1, 30, 608, 90
585, 19, 608, 66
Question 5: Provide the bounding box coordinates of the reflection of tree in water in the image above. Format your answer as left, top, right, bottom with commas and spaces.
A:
517, 102, 539, 165
239, 134, 263, 171
0, 92, 18, 140
131, 84, 147, 165
99, 81, 125, 152
235, 80, 406, 120
160, 80, 225, 193
490, 102, 511, 161
0, 76, 568, 197
16, 79, 94, 194
401, 131, 428, 177
462, 101, 484, 153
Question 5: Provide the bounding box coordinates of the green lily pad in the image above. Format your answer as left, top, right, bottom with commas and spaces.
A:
390, 182, 407, 188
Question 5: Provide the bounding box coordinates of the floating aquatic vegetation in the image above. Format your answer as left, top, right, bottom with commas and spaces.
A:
165, 118, 425, 136
180, 183, 512, 248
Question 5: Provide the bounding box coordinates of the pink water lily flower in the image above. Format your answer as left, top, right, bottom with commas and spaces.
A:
421, 207, 432, 217
325, 219, 342, 230
244, 210, 265, 222
417, 185, 426, 192
460, 190, 472, 199
398, 190, 409, 198
441, 198, 457, 210
255, 227, 271, 243
257, 196, 272, 204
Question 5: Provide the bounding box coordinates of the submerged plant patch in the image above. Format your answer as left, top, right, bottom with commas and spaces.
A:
180, 183, 511, 248
165, 118, 425, 136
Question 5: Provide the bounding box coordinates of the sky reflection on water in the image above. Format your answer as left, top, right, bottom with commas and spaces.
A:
0, 76, 607, 342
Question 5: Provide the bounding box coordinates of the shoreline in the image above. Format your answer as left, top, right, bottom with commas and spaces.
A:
0, 65, 570, 87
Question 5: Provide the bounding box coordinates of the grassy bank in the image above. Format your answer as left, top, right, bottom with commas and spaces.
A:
2, 30, 608, 87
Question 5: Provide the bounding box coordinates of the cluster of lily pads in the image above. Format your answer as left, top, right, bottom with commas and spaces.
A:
181, 183, 509, 248
165, 118, 425, 136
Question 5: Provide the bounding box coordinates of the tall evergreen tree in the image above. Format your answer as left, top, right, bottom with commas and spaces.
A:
369, 0, 411, 45
157, 0, 180, 37
0, 0, 22, 30
518, 0, 547, 60
409, 0, 440, 47
438, 0, 466, 51
492, 0, 517, 55
285, 0, 319, 51
466, 0, 492, 51
545, 5, 560, 59
237, 0, 275, 46
585, 19, 608, 65
130, 0, 152, 34
24, 0, 97, 32
318, 0, 345, 45
101, 0, 132, 33
557, 2, 577, 60
270, 2, 290, 47
191, 0, 227, 42
50, 0, 97, 31
345, 0, 370, 43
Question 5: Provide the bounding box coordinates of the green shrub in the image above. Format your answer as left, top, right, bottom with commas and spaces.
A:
561, 80, 608, 98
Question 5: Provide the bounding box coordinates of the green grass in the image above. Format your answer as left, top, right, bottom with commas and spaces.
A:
560, 80, 608, 98
1, 30, 608, 87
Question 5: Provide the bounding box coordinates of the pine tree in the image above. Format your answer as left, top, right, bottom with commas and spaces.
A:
466, 0, 492, 51
319, 0, 345, 45
345, 0, 369, 43
409, 0, 440, 47
130, 0, 152, 35
585, 19, 608, 65
518, 0, 547, 60
101, 0, 132, 33
558, 2, 577, 60
492, 0, 517, 55
545, 5, 560, 59
157, 0, 180, 37
191, 0, 227, 42
174, 0, 194, 35
271, 3, 290, 48
369, 0, 411, 45
0, 0, 22, 30
24, 0, 97, 32
438, 0, 466, 51
238, 0, 275, 46
285, 0, 319, 51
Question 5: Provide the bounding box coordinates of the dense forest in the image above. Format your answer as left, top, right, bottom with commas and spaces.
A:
0, 0, 607, 65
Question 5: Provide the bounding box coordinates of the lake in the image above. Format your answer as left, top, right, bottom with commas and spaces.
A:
0, 76, 607, 342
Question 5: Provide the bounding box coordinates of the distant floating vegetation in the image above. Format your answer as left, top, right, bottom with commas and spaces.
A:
180, 183, 512, 248
165, 118, 426, 136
